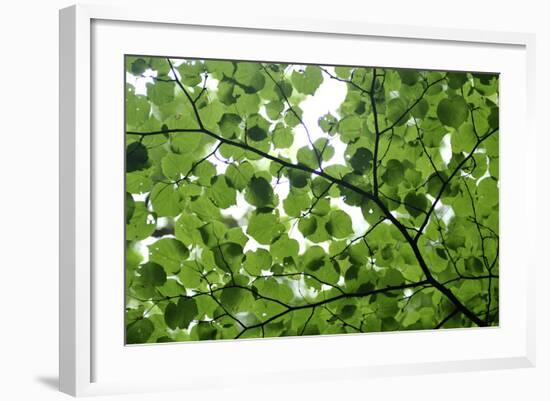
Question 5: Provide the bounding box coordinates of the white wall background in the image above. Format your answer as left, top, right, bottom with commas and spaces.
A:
0, 1, 547, 400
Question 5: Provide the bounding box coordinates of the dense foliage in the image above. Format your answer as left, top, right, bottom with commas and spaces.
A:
124, 55, 499, 344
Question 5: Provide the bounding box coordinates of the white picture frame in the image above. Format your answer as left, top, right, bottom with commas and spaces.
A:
59, 3, 536, 396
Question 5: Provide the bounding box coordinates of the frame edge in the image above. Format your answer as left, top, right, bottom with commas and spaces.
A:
60, 4, 93, 396
60, 3, 537, 395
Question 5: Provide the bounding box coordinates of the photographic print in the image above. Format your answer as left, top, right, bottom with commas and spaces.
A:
124, 56, 499, 344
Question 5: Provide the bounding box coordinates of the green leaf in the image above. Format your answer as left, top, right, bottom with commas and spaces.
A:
271, 235, 299, 260
234, 62, 265, 90
403, 192, 428, 217
218, 113, 242, 138
150, 183, 182, 217
127, 318, 154, 344
382, 159, 405, 187
349, 147, 373, 173
335, 66, 352, 79
219, 287, 254, 313
128, 57, 148, 76
273, 125, 294, 149
177, 61, 204, 86
338, 115, 362, 142
291, 65, 323, 95
297, 147, 319, 169
398, 69, 420, 86
149, 238, 189, 274
161, 152, 192, 180
126, 193, 135, 223
176, 297, 198, 329
302, 246, 328, 272
164, 302, 179, 330
458, 280, 482, 302
234, 90, 260, 115
247, 212, 283, 245
205, 60, 234, 78
298, 216, 318, 237
226, 162, 254, 191
265, 100, 284, 120
246, 114, 270, 141
244, 249, 272, 275
209, 175, 237, 209
126, 202, 156, 241
213, 242, 243, 272
245, 176, 274, 208
411, 98, 429, 119
288, 169, 310, 188
386, 97, 409, 126
126, 91, 150, 127
170, 132, 202, 154
318, 113, 338, 134
326, 210, 353, 239
437, 96, 469, 129
146, 78, 175, 105
139, 262, 167, 287
283, 189, 311, 217
126, 142, 149, 172
447, 72, 468, 89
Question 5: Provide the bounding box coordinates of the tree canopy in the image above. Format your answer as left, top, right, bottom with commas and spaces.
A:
124, 56, 499, 344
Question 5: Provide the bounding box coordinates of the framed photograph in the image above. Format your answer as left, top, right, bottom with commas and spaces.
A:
59, 4, 536, 396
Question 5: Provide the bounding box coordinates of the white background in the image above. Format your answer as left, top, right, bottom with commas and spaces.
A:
0, 0, 547, 400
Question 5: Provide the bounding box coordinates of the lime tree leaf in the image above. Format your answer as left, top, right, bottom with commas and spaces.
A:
226, 162, 254, 191
273, 125, 293, 149
437, 96, 469, 129
126, 202, 156, 241
291, 65, 323, 95
139, 262, 167, 287
302, 246, 328, 272
213, 242, 243, 272
326, 210, 353, 239
404, 192, 428, 217
350, 147, 373, 173
411, 98, 429, 119
126, 90, 150, 128
126, 193, 135, 223
318, 113, 338, 134
128, 57, 148, 76
398, 69, 420, 86
127, 318, 154, 344
338, 115, 362, 142
245, 176, 274, 208
209, 175, 237, 209
171, 132, 202, 154
147, 79, 175, 105
283, 189, 311, 217
126, 142, 149, 172
243, 249, 272, 275
161, 152, 192, 180
164, 302, 179, 330
234, 62, 265, 90
271, 235, 300, 260
150, 183, 182, 217
382, 159, 405, 187
447, 72, 468, 89
247, 212, 284, 245
246, 114, 270, 141
176, 61, 204, 86
149, 238, 189, 273
265, 100, 284, 120
386, 97, 409, 126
